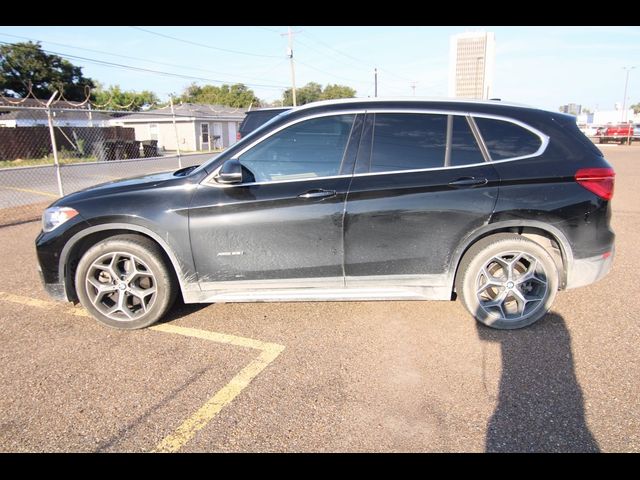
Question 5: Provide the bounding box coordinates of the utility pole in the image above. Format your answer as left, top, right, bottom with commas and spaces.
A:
45, 91, 64, 197
410, 81, 417, 96
622, 66, 635, 123
374, 68, 378, 98
281, 27, 300, 106
169, 95, 182, 168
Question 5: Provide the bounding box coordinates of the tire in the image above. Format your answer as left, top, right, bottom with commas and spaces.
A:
75, 234, 177, 329
456, 233, 559, 329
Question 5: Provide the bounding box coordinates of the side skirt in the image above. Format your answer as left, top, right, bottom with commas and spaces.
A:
183, 284, 452, 304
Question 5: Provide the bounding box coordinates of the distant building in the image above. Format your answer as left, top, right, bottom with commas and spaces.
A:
575, 108, 636, 125
560, 103, 582, 116
592, 109, 635, 125
448, 32, 496, 100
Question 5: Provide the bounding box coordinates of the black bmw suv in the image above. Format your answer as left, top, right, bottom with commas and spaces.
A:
35, 99, 615, 330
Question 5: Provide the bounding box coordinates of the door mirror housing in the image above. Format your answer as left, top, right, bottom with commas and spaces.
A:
215, 159, 243, 184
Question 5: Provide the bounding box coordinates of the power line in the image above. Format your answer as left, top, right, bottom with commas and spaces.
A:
301, 30, 413, 83
256, 27, 374, 78
255, 26, 281, 34
130, 26, 282, 59
295, 37, 356, 69
302, 31, 371, 66
253, 28, 402, 94
0, 40, 288, 90
0, 31, 286, 85
296, 59, 369, 86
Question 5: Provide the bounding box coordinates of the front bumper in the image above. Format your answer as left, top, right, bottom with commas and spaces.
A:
565, 246, 615, 289
37, 264, 67, 301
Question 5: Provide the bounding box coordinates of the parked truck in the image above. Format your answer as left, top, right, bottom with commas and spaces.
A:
597, 124, 635, 144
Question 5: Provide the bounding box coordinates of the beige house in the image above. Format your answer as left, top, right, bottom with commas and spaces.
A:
110, 103, 245, 152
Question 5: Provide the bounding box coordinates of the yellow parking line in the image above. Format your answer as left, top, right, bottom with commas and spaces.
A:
151, 324, 284, 453
0, 291, 58, 309
0, 291, 285, 453
0, 293, 92, 318
0, 185, 59, 198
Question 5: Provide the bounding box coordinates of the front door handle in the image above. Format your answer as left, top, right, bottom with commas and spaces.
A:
448, 177, 488, 187
298, 189, 337, 199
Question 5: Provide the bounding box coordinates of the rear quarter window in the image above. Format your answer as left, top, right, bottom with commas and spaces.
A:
474, 117, 542, 160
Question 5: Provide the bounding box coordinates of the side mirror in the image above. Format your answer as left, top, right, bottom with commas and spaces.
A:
215, 159, 243, 184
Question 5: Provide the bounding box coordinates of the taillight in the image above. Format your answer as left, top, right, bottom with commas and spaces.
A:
575, 167, 615, 200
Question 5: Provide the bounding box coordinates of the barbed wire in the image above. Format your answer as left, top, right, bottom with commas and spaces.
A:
203, 104, 244, 114
90, 91, 137, 110
0, 89, 252, 114
0, 82, 49, 106
56, 85, 92, 107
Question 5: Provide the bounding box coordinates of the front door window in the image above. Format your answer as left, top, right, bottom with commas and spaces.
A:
238, 114, 355, 183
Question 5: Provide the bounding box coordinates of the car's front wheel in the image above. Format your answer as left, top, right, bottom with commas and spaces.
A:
75, 234, 177, 329
456, 233, 559, 329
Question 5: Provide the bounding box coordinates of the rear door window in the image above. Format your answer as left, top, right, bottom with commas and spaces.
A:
370, 113, 446, 172
450, 116, 485, 166
474, 117, 542, 160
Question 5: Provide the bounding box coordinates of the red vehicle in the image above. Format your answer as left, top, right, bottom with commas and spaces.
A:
598, 124, 634, 144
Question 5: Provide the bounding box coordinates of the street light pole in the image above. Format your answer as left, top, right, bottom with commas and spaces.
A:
622, 66, 635, 123
374, 68, 378, 98
622, 66, 636, 145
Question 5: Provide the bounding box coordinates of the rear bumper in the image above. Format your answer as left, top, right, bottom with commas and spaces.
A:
566, 246, 614, 289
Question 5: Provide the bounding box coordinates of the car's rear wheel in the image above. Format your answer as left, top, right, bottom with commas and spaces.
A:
456, 233, 558, 329
75, 234, 177, 329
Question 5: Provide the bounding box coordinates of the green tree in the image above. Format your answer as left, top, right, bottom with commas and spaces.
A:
321, 84, 356, 100
179, 82, 260, 107
283, 82, 355, 106
283, 82, 322, 106
631, 103, 640, 115
94, 84, 159, 111
0, 41, 95, 101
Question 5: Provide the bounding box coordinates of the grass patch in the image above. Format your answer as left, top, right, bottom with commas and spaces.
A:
0, 155, 98, 169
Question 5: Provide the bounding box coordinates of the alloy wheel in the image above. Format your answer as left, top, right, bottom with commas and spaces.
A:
85, 251, 157, 322
475, 251, 548, 323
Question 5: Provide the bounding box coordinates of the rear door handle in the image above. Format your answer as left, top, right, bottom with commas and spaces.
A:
448, 177, 488, 187
298, 189, 337, 199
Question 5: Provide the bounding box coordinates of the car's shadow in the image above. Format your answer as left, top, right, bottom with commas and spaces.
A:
477, 312, 600, 452
155, 297, 209, 325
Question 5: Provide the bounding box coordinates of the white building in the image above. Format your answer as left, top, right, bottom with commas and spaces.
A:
576, 109, 636, 126
110, 103, 245, 152
448, 32, 496, 100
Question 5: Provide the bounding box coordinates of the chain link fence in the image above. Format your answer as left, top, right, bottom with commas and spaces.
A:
0, 99, 245, 224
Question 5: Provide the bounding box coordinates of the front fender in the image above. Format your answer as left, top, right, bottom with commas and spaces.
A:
59, 220, 200, 302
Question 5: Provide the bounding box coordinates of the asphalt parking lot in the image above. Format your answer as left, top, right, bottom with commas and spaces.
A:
0, 152, 210, 209
0, 145, 638, 452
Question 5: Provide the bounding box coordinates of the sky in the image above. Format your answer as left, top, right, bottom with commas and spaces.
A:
0, 26, 638, 112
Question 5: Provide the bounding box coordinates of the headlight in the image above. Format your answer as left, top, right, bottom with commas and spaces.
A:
42, 207, 79, 233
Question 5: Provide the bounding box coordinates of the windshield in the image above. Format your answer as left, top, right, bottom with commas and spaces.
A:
189, 108, 295, 176
240, 110, 288, 134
